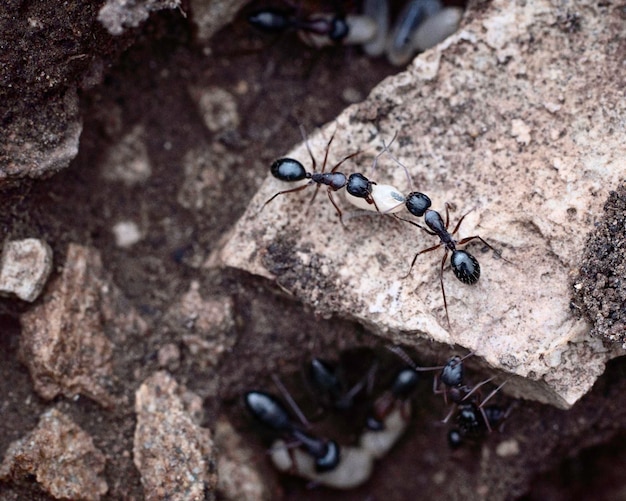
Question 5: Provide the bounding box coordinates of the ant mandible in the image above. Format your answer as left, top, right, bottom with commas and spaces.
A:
399, 203, 505, 328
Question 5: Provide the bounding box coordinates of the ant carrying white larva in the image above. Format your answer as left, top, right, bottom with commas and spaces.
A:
259, 127, 359, 225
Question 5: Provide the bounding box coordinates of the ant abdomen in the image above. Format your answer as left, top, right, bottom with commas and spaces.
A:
247, 8, 291, 33
451, 250, 480, 285
270, 158, 307, 182
244, 391, 293, 432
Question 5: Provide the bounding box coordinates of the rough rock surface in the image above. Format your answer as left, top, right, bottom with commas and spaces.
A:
0, 408, 108, 500
0, 238, 53, 302
165, 280, 236, 375
214, 417, 270, 501
0, 2, 128, 185
216, 0, 626, 408
19, 244, 147, 407
575, 183, 626, 346
188, 0, 248, 43
98, 0, 182, 35
133, 371, 217, 500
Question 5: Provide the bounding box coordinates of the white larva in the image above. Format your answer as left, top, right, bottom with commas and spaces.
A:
298, 14, 378, 49
345, 183, 406, 214
359, 403, 411, 459
412, 7, 464, 52
362, 0, 390, 57
270, 440, 375, 489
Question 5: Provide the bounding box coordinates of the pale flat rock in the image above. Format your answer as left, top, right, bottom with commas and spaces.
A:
134, 371, 217, 501
0, 88, 82, 185
100, 124, 152, 186
215, 0, 626, 408
98, 0, 181, 35
0, 238, 53, 301
165, 280, 236, 372
20, 244, 147, 407
189, 0, 248, 43
0, 408, 108, 500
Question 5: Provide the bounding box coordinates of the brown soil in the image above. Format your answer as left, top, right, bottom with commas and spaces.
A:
1, 4, 626, 501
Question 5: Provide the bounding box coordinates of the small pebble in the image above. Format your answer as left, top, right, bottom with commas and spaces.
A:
0, 238, 53, 302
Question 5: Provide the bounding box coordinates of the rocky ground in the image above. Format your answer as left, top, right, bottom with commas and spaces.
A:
1, 1, 626, 500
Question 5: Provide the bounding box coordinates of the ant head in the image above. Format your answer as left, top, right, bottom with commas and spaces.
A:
271, 158, 307, 182
314, 440, 341, 473
244, 391, 292, 432
346, 173, 373, 198
405, 192, 432, 217
441, 356, 464, 387
451, 250, 480, 284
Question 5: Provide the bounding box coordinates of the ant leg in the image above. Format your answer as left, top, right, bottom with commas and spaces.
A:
438, 249, 451, 328
261, 182, 313, 211
442, 404, 456, 424
457, 235, 512, 263
480, 380, 508, 407
326, 188, 345, 226
433, 374, 450, 405
320, 130, 337, 174
331, 149, 361, 173
307, 183, 322, 210
401, 242, 443, 279
449, 207, 475, 235
395, 216, 434, 235
477, 380, 508, 432
272, 374, 310, 428
342, 360, 378, 404
459, 377, 494, 402
326, 185, 346, 228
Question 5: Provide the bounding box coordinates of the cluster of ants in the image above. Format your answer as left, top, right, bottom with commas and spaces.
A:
260, 127, 506, 328
245, 346, 511, 489
247, 0, 464, 66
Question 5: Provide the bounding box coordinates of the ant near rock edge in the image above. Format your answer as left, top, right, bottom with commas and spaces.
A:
399, 201, 507, 328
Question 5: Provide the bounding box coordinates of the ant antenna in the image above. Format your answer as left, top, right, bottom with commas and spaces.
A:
271, 374, 310, 428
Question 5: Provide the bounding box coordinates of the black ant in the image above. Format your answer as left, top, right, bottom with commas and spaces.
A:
359, 367, 420, 460
261, 127, 387, 225
307, 356, 377, 411
447, 382, 512, 448
387, 346, 473, 404
244, 390, 340, 472
365, 367, 419, 432
248, 7, 350, 44
399, 203, 505, 328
